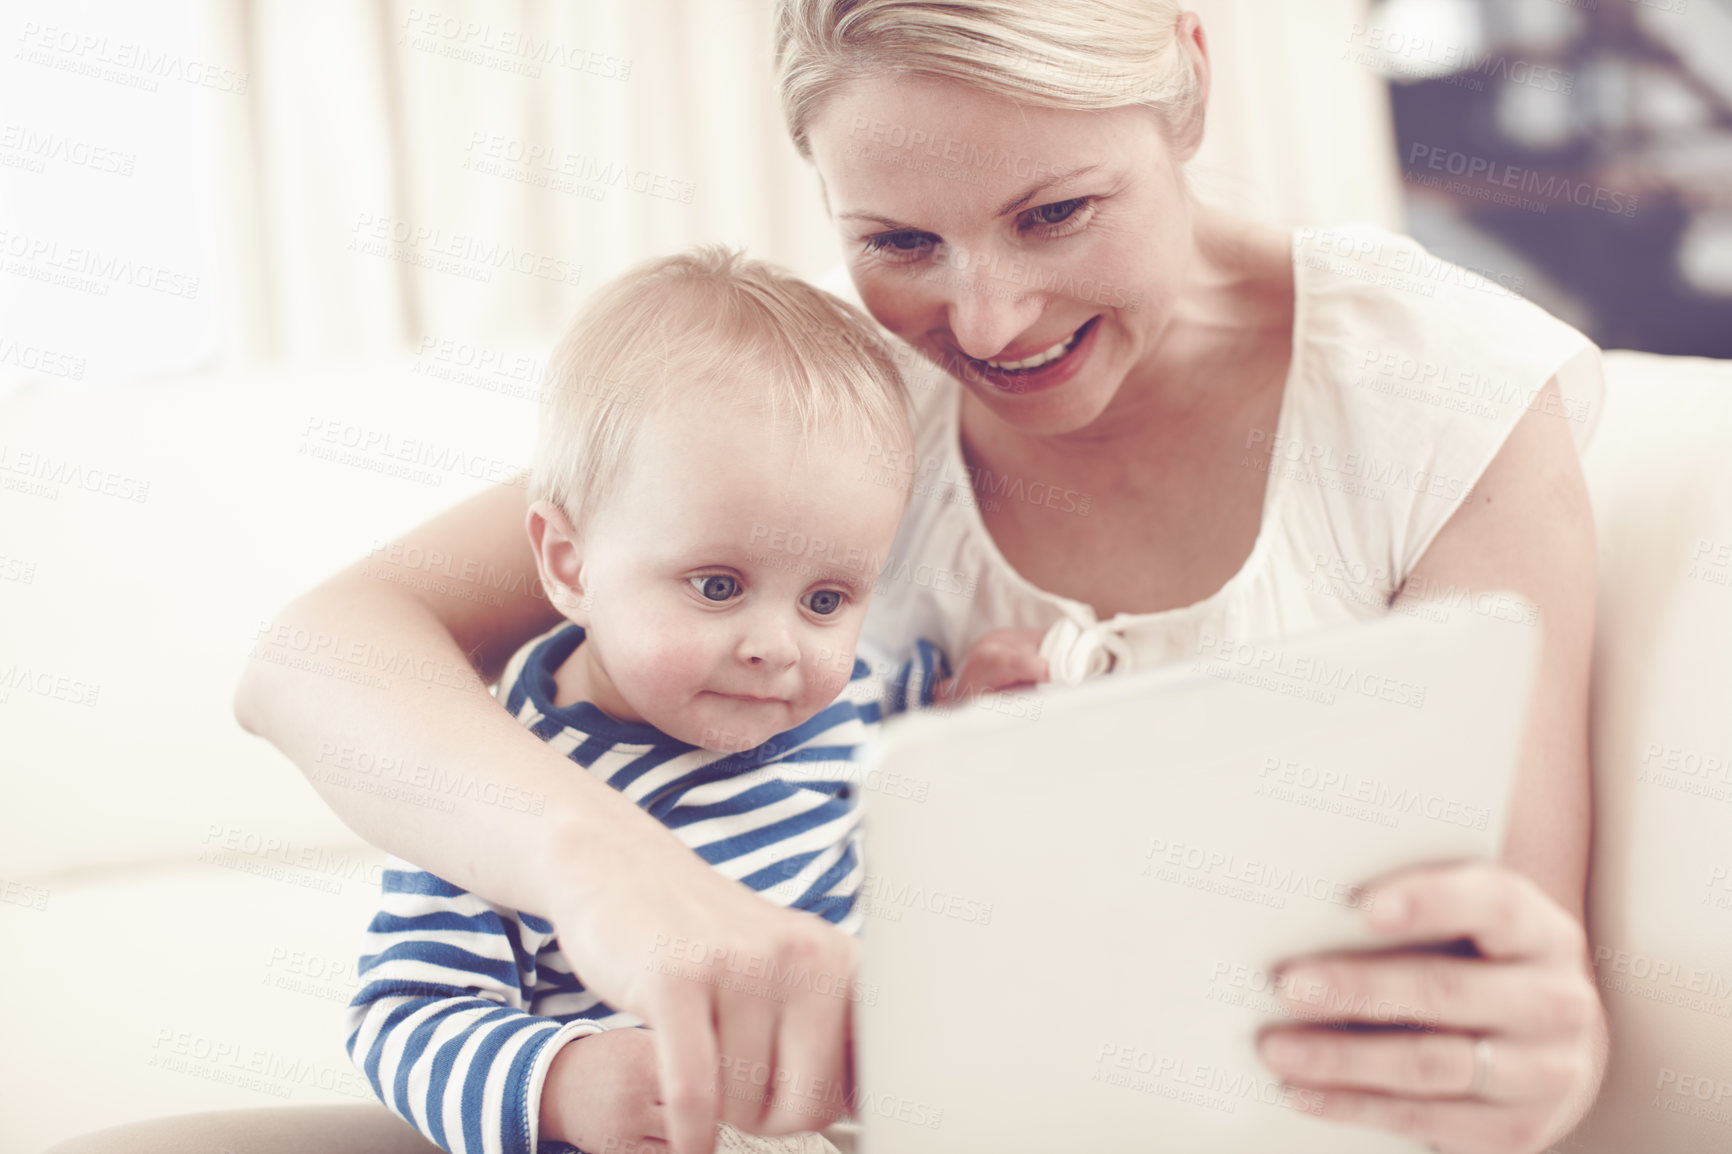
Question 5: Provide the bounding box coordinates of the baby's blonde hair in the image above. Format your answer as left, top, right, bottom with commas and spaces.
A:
775, 0, 1202, 157
531, 246, 912, 529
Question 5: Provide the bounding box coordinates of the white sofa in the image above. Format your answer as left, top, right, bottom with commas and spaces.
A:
1, 349, 1727, 1153
1566, 351, 1732, 1153
0, 359, 526, 1154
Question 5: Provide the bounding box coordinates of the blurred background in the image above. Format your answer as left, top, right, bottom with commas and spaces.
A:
1377, 0, 1732, 356
0, 1, 1727, 1151
2, 0, 1726, 390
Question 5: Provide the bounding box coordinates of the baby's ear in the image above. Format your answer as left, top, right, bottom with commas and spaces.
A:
526, 499, 590, 624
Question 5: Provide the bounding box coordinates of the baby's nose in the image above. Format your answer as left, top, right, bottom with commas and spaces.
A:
737, 625, 800, 669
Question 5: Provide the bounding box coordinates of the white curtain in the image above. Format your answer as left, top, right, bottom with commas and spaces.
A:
204, 0, 1401, 364
1187, 0, 1404, 227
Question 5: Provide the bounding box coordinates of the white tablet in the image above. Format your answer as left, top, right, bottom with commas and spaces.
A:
853, 606, 1540, 1154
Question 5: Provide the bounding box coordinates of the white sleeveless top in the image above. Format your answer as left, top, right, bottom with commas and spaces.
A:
849, 223, 1605, 681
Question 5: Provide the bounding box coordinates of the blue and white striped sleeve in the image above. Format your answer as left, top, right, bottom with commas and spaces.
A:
876, 638, 953, 715
344, 857, 603, 1154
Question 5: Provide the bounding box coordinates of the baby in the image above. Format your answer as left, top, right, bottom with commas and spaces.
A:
344, 248, 1044, 1154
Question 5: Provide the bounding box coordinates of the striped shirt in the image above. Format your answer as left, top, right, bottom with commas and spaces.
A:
345, 623, 948, 1154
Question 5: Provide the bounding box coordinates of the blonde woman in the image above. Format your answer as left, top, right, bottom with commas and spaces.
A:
53, 4, 1607, 1154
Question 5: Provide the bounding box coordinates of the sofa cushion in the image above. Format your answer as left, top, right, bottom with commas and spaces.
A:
0, 846, 387, 1154
1568, 350, 1732, 1152
0, 361, 533, 881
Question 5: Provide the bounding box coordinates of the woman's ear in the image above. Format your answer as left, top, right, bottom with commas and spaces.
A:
526, 498, 591, 624
1170, 10, 1212, 163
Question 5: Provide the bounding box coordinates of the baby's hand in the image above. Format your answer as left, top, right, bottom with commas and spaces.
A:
935, 628, 1048, 704
540, 1026, 667, 1152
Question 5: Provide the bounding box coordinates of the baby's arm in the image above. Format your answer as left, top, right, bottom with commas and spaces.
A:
346, 859, 632, 1154
933, 628, 1048, 703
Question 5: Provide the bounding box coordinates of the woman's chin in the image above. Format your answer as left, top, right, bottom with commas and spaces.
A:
965, 375, 1121, 438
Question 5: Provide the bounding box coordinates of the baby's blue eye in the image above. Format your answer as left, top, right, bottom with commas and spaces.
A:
803, 589, 844, 616
691, 575, 740, 602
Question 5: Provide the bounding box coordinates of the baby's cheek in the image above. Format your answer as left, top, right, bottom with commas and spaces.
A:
602, 602, 715, 695
802, 645, 857, 705
807, 661, 851, 702
613, 640, 711, 707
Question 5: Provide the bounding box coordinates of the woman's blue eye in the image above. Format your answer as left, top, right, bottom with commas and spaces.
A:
691, 575, 740, 602
864, 230, 936, 260
1022, 197, 1095, 237
1032, 199, 1081, 224
803, 589, 844, 616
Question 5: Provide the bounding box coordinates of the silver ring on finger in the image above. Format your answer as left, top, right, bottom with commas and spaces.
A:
1467, 1035, 1494, 1098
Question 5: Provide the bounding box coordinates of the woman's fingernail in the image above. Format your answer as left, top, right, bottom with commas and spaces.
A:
1368, 890, 1409, 927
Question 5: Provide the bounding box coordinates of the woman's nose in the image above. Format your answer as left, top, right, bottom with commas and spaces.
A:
938, 245, 1045, 362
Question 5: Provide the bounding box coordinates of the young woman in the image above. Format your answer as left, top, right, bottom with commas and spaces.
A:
55, 4, 1607, 1153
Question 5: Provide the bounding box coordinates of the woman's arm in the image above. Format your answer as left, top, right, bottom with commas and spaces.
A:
1394, 378, 1596, 919
1258, 379, 1607, 1154
235, 480, 573, 910
235, 480, 858, 1154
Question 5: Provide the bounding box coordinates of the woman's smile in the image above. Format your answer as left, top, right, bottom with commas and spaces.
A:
960, 315, 1103, 396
